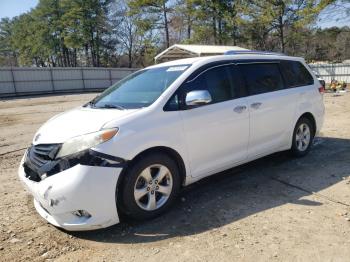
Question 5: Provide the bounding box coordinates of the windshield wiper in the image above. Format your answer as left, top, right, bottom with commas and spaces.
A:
84, 100, 95, 108
100, 104, 125, 110
83, 96, 100, 108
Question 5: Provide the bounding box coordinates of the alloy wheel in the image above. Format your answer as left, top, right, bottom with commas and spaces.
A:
295, 123, 311, 151
133, 164, 173, 211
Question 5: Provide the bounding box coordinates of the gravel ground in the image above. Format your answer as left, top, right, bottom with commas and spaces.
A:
0, 92, 349, 262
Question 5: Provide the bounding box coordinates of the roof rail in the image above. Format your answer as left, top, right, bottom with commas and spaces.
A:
224, 50, 285, 56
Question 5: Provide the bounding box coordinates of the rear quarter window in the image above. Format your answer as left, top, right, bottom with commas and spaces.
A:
280, 60, 314, 88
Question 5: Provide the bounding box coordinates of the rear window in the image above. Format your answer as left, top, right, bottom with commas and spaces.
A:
239, 63, 284, 95
280, 60, 314, 88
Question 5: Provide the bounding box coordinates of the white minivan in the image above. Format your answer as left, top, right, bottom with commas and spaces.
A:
19, 52, 325, 231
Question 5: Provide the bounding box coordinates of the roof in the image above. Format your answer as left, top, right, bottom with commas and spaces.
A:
149, 53, 303, 69
154, 44, 248, 63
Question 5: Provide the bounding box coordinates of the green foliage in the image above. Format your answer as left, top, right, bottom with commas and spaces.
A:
0, 0, 347, 67
1, 0, 114, 67
243, 0, 336, 52
0, 18, 17, 66
128, 0, 172, 47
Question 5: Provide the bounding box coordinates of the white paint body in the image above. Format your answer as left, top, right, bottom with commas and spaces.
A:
18, 54, 325, 231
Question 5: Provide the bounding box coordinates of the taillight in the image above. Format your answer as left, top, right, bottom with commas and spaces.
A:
318, 86, 325, 94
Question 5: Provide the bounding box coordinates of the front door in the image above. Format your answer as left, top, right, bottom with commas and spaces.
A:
179, 64, 250, 178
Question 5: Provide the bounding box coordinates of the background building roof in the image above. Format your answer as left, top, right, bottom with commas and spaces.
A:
154, 44, 248, 63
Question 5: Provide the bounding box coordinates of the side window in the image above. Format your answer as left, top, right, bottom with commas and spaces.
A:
228, 65, 247, 98
239, 63, 284, 95
280, 60, 314, 88
239, 63, 283, 95
164, 64, 244, 111
185, 65, 233, 104
164, 93, 179, 111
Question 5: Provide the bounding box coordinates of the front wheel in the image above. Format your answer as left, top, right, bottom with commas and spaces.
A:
119, 153, 181, 221
290, 117, 314, 157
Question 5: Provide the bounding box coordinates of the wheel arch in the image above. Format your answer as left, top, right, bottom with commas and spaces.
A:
118, 146, 187, 191
297, 112, 317, 135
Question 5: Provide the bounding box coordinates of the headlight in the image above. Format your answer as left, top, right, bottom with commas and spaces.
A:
56, 128, 118, 158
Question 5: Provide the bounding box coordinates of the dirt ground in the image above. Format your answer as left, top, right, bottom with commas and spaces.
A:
0, 92, 349, 262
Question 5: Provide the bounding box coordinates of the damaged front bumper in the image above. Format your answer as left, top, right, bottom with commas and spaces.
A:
18, 152, 124, 231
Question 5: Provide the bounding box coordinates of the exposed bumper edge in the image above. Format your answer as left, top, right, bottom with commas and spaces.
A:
18, 155, 123, 231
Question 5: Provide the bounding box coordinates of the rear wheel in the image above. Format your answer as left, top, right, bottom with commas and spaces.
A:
290, 117, 314, 157
119, 153, 180, 220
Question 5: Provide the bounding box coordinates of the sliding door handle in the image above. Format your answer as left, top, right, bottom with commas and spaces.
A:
233, 105, 247, 113
251, 102, 262, 109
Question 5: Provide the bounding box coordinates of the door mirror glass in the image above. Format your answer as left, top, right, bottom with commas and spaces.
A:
185, 90, 212, 107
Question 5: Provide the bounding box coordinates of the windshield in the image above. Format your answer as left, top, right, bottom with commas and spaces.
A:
90, 65, 189, 109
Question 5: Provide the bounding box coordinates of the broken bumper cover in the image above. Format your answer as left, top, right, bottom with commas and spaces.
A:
18, 157, 123, 231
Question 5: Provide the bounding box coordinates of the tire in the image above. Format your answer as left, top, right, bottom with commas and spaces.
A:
118, 153, 181, 221
290, 117, 315, 157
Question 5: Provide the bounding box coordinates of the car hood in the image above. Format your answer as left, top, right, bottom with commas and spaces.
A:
33, 106, 138, 144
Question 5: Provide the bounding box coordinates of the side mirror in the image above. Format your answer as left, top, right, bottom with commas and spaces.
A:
185, 90, 212, 107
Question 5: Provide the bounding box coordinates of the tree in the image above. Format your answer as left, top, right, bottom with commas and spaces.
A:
175, 0, 246, 46
246, 0, 335, 53
33, 0, 70, 66
0, 0, 344, 67
129, 0, 173, 48
0, 18, 17, 66
11, 12, 51, 66
61, 0, 113, 67
113, 1, 142, 67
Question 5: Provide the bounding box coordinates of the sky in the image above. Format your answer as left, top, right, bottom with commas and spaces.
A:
0, 0, 38, 19
0, 0, 349, 29
317, 1, 350, 28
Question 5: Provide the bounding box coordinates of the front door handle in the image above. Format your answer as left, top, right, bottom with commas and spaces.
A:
251, 102, 262, 109
233, 105, 247, 113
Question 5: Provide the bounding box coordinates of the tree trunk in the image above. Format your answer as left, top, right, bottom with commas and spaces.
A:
279, 18, 285, 53
51, 56, 56, 67
96, 30, 100, 67
128, 31, 133, 68
34, 57, 39, 67
212, 2, 217, 44
213, 16, 217, 44
85, 44, 90, 66
218, 17, 222, 44
12, 52, 18, 67
232, 24, 237, 45
278, 3, 286, 53
186, 2, 191, 39
128, 49, 132, 68
187, 17, 191, 39
90, 32, 96, 67
61, 42, 67, 67
65, 47, 70, 67
73, 48, 77, 67
162, 0, 170, 48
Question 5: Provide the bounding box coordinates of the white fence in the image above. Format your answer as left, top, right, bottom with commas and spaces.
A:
309, 63, 350, 84
0, 64, 349, 97
0, 67, 137, 97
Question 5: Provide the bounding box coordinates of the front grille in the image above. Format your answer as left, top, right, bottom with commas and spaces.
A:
23, 144, 126, 182
29, 144, 60, 168
24, 144, 61, 181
